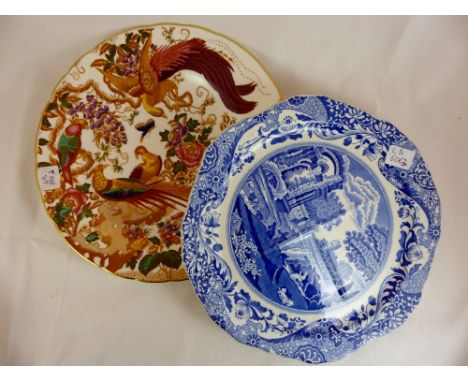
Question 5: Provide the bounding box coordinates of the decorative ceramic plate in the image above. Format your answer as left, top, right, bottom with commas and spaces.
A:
182, 96, 441, 363
35, 23, 281, 282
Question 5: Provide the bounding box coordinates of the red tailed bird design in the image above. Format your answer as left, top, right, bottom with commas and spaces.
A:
100, 34, 257, 117
90, 164, 190, 213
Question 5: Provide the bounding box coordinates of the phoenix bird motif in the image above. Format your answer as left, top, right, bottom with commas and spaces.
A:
90, 153, 190, 213
100, 34, 257, 117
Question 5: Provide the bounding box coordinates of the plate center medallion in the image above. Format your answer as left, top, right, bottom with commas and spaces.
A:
229, 143, 392, 312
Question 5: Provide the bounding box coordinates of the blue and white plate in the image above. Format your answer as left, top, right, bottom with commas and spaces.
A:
182, 96, 441, 364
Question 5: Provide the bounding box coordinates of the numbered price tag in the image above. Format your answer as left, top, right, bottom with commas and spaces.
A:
38, 165, 60, 191
385, 145, 415, 170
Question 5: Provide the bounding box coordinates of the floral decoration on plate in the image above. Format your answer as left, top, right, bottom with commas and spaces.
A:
182, 96, 441, 363
35, 23, 281, 282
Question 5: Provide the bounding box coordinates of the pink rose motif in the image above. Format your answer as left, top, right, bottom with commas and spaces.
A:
175, 140, 205, 167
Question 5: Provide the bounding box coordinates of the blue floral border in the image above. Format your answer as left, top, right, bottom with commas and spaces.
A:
182, 96, 441, 364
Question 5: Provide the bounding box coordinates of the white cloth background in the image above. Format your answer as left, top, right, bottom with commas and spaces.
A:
0, 16, 467, 365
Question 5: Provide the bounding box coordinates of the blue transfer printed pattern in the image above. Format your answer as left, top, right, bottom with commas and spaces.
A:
182, 96, 441, 364
229, 144, 392, 312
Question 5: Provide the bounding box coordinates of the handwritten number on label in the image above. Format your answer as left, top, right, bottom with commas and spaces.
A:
38, 165, 60, 190
389, 148, 408, 168
385, 145, 415, 170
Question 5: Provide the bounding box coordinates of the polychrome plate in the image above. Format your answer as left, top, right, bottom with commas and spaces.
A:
182, 96, 441, 363
35, 23, 281, 282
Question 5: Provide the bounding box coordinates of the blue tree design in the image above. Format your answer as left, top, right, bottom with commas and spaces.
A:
344, 224, 388, 281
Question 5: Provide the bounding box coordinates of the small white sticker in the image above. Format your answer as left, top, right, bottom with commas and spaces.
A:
385, 145, 415, 170
38, 165, 60, 191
